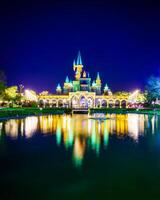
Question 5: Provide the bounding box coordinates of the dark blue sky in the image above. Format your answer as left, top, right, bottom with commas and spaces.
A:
1, 0, 160, 93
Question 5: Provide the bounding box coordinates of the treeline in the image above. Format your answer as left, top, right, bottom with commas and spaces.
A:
0, 70, 27, 107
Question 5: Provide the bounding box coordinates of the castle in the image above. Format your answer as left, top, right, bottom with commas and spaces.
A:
56, 51, 111, 96
39, 52, 129, 109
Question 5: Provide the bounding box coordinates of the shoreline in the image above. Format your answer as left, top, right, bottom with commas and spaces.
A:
0, 113, 71, 122
89, 108, 160, 116
0, 107, 72, 121
0, 107, 159, 121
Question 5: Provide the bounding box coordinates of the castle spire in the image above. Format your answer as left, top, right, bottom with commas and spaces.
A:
56, 83, 62, 94
73, 60, 75, 66
76, 51, 82, 65
73, 60, 76, 71
96, 72, 101, 86
65, 76, 69, 83
96, 72, 100, 80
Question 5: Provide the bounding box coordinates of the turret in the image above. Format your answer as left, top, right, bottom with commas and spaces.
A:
95, 72, 102, 95
73, 60, 76, 71
91, 80, 97, 92
77, 51, 82, 65
104, 83, 109, 95
96, 72, 101, 85
56, 84, 62, 94
92, 80, 96, 87
63, 76, 73, 94
108, 89, 112, 96
73, 51, 83, 80
103, 83, 112, 95
65, 76, 69, 83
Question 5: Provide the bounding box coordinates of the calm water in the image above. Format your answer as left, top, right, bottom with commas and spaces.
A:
0, 114, 160, 200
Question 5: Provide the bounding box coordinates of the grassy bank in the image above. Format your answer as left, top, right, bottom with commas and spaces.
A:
89, 108, 160, 115
0, 107, 72, 119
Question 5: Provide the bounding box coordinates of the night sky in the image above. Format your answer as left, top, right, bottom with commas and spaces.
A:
1, 0, 160, 93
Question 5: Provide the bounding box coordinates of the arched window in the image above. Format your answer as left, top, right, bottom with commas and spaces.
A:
101, 100, 107, 107
52, 100, 57, 107
115, 100, 120, 108
71, 96, 79, 108
87, 97, 94, 108
79, 96, 87, 108
121, 100, 127, 108
95, 98, 101, 108
108, 100, 114, 108
58, 100, 63, 108
46, 100, 50, 108
39, 100, 44, 107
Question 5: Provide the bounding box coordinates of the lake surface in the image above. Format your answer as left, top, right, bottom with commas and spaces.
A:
0, 114, 160, 200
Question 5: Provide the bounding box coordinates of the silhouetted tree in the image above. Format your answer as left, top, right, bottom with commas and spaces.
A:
0, 70, 6, 99
146, 76, 160, 102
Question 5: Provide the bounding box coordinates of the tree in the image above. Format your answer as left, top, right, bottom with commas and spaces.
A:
23, 89, 38, 107
146, 76, 160, 102
24, 89, 37, 101
136, 92, 146, 103
0, 70, 6, 99
4, 86, 18, 102
114, 91, 130, 97
39, 91, 49, 96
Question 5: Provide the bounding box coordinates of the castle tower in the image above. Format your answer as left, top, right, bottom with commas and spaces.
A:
104, 83, 109, 95
56, 83, 62, 94
91, 80, 97, 93
63, 76, 73, 94
65, 76, 69, 83
96, 72, 101, 85
96, 72, 102, 95
73, 51, 83, 80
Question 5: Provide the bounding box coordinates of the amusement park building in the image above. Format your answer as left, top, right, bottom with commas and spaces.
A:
39, 52, 130, 108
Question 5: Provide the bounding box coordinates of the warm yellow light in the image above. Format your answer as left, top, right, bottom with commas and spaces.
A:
25, 89, 37, 101
129, 89, 140, 102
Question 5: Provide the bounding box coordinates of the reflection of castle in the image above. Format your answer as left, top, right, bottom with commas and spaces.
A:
2, 114, 154, 167
39, 52, 129, 108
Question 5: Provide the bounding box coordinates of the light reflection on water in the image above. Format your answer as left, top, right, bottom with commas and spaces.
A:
0, 114, 159, 167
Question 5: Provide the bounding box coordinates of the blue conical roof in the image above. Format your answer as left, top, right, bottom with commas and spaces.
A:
92, 80, 96, 87
57, 83, 61, 89
65, 76, 69, 83
96, 72, 100, 80
104, 83, 109, 90
76, 51, 82, 65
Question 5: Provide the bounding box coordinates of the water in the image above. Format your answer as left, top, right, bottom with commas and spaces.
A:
0, 114, 160, 200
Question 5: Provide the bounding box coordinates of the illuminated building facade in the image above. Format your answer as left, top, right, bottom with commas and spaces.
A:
39, 52, 134, 109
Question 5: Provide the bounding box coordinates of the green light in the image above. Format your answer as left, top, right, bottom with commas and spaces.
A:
91, 121, 96, 149
68, 128, 74, 147
104, 121, 109, 148
56, 122, 61, 146
72, 155, 83, 168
